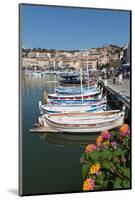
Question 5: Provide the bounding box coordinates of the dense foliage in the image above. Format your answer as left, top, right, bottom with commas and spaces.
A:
80, 124, 131, 191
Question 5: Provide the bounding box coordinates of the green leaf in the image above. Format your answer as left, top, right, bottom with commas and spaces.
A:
103, 180, 109, 188
113, 177, 123, 189
94, 185, 102, 190
116, 163, 121, 169
100, 150, 112, 161
90, 151, 99, 162
82, 163, 91, 180
112, 148, 123, 158
122, 168, 130, 179
102, 161, 112, 170
96, 173, 105, 185
107, 151, 112, 161
123, 137, 129, 144
122, 180, 130, 188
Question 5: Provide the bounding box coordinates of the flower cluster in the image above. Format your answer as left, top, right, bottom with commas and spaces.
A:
81, 124, 130, 191
96, 131, 111, 147
85, 144, 97, 153
101, 130, 111, 139
89, 163, 101, 175
119, 124, 130, 141
96, 135, 103, 147
102, 140, 110, 146
83, 178, 95, 191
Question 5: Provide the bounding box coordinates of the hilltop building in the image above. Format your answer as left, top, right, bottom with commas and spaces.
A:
22, 45, 126, 71
27, 52, 51, 59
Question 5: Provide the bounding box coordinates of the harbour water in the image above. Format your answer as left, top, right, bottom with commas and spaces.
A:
21, 75, 99, 195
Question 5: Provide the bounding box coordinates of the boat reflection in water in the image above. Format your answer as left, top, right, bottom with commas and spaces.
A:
39, 132, 98, 147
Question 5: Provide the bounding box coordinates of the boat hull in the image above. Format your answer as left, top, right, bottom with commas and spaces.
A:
40, 105, 106, 114
48, 90, 100, 100
55, 86, 97, 95
47, 94, 104, 104
39, 101, 106, 114
39, 111, 125, 133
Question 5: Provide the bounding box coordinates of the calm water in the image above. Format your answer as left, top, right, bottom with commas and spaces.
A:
21, 75, 98, 195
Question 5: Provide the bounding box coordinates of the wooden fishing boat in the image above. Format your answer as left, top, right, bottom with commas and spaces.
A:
59, 71, 83, 85
59, 79, 86, 85
59, 82, 87, 87
55, 84, 96, 90
38, 110, 125, 133
47, 93, 105, 104
48, 89, 100, 100
32, 71, 42, 77
60, 72, 79, 79
39, 101, 106, 114
54, 85, 97, 95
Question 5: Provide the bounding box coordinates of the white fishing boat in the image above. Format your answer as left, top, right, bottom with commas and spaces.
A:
38, 109, 125, 133
39, 100, 106, 114
48, 68, 100, 100
25, 70, 43, 77
47, 92, 104, 104
60, 72, 80, 79
48, 89, 100, 100
24, 70, 33, 76
54, 85, 97, 95
32, 71, 42, 77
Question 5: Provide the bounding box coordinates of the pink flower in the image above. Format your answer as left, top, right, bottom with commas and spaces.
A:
85, 144, 97, 153
118, 124, 130, 141
101, 131, 111, 139
96, 136, 103, 147
119, 124, 130, 135
83, 178, 95, 191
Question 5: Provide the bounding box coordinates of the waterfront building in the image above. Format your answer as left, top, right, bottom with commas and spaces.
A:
62, 58, 72, 67
36, 58, 50, 69
22, 57, 50, 69
22, 58, 37, 68
99, 53, 110, 66
81, 55, 98, 70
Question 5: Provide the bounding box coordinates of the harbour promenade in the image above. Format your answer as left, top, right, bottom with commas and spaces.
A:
103, 78, 130, 98
100, 77, 130, 109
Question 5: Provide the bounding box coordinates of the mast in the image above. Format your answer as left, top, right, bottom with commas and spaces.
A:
86, 59, 90, 90
80, 68, 83, 102
80, 50, 84, 102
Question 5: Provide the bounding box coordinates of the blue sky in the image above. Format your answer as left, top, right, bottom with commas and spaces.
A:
21, 4, 130, 50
